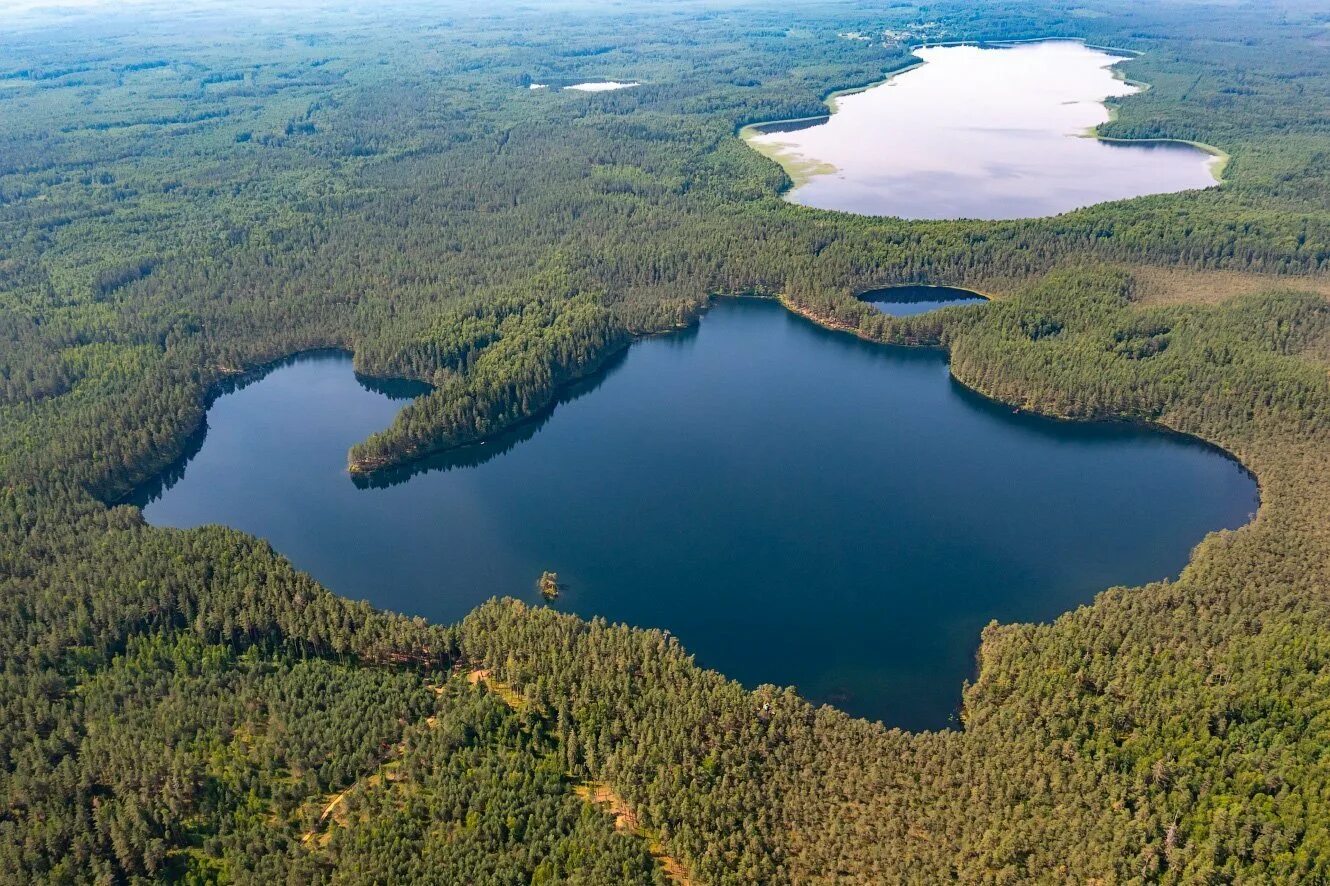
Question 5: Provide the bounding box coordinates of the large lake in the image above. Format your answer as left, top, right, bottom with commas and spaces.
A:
132, 298, 1256, 729
745, 40, 1222, 219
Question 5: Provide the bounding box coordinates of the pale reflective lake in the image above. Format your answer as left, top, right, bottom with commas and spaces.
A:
565, 81, 638, 92
746, 40, 1221, 219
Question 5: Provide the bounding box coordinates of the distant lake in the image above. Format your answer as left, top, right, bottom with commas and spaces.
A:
131, 299, 1256, 730
744, 40, 1222, 219
565, 80, 638, 91
863, 284, 988, 316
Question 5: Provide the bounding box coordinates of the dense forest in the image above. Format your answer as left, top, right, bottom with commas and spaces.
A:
3, 0, 1330, 881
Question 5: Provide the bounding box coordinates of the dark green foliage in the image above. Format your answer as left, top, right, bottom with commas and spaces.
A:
295, 685, 665, 884
463, 267, 1330, 883
4, 0, 1330, 882
6, 0, 1330, 486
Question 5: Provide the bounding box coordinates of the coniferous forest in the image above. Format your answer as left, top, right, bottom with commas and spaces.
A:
4, 0, 1330, 881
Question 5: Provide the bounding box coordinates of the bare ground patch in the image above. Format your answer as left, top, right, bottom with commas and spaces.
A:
471, 668, 692, 884
575, 781, 693, 885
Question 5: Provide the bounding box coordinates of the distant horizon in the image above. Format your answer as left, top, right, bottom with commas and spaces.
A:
0, 0, 785, 27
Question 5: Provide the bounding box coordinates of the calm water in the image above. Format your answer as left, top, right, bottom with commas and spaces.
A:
564, 81, 639, 92
746, 40, 1221, 219
132, 299, 1256, 729
863, 285, 988, 316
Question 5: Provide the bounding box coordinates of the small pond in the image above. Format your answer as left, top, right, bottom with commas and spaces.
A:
862, 284, 988, 316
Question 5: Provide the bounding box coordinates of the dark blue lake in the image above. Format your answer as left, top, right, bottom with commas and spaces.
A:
131, 298, 1257, 730
862, 284, 988, 316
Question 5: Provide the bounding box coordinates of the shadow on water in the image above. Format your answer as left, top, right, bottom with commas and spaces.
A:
946, 373, 1261, 486
746, 115, 830, 135
127, 420, 210, 508
126, 350, 354, 508
127, 328, 690, 502
858, 284, 989, 317
779, 300, 1256, 494
354, 373, 433, 401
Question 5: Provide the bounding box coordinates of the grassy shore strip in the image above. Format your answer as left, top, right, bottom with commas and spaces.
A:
1096, 52, 1230, 182
736, 56, 925, 138
739, 61, 923, 133
914, 37, 1140, 56
1097, 135, 1230, 181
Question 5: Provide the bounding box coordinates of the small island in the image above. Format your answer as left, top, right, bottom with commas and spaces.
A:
538, 570, 560, 600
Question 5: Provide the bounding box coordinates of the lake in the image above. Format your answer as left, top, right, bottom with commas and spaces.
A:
131, 298, 1257, 730
744, 40, 1222, 219
863, 284, 988, 316
565, 80, 639, 92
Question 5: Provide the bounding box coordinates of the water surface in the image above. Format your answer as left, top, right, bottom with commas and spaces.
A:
565, 80, 638, 91
863, 284, 988, 316
746, 40, 1221, 219
133, 299, 1256, 729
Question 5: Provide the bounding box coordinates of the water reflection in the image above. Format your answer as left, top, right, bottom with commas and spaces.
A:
860, 284, 988, 317
746, 40, 1221, 219
353, 345, 638, 488
354, 373, 433, 401
129, 300, 1255, 730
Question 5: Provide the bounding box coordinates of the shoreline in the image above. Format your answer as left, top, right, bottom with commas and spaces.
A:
856, 281, 998, 302
769, 291, 1262, 505
117, 286, 1265, 740
1092, 133, 1230, 182
126, 278, 1258, 494
738, 59, 925, 189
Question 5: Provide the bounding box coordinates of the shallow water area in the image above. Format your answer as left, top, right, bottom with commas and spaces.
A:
746, 40, 1221, 219
132, 299, 1256, 730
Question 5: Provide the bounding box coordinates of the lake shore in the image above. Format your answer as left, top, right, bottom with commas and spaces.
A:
738, 59, 925, 189
127, 293, 1256, 729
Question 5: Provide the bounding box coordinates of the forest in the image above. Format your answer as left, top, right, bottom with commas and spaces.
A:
3, 0, 1330, 881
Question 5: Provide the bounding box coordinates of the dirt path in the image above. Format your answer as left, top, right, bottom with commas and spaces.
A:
301, 686, 450, 845
575, 782, 692, 885
470, 668, 692, 885
302, 778, 368, 846
306, 785, 355, 840
305, 669, 692, 884
466, 667, 525, 708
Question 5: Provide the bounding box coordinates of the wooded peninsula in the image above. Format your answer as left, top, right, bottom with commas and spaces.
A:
3, 0, 1330, 881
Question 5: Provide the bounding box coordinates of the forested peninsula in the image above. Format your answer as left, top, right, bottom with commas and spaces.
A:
3, 0, 1330, 881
